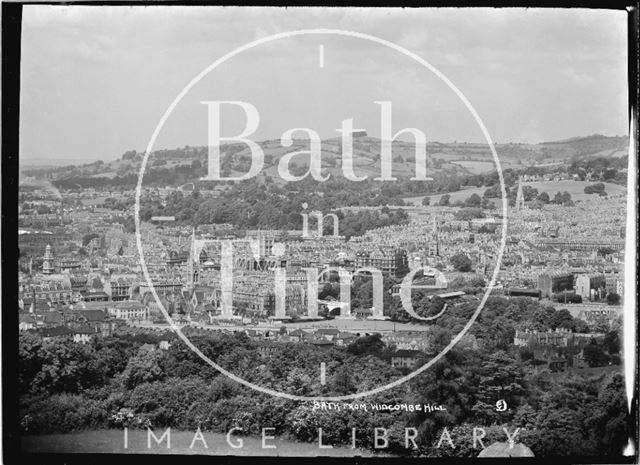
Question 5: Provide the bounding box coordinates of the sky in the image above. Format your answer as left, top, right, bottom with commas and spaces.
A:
20, 6, 628, 163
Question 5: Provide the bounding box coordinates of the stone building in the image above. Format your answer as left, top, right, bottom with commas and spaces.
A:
537, 271, 574, 298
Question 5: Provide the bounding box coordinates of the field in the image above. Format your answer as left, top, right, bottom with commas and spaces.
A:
519, 180, 626, 201
403, 180, 626, 206
449, 160, 498, 174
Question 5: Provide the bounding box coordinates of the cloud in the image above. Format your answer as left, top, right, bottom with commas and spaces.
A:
19, 6, 628, 161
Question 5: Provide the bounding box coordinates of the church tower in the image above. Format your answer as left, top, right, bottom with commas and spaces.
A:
42, 244, 55, 274
186, 228, 199, 289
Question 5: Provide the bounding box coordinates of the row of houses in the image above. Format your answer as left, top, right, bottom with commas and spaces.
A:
19, 305, 120, 343
513, 327, 604, 348
537, 271, 624, 300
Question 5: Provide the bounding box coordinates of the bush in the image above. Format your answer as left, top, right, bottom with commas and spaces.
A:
606, 293, 621, 305
450, 253, 472, 272
584, 183, 605, 195
20, 394, 108, 434
123, 377, 214, 429
454, 207, 484, 221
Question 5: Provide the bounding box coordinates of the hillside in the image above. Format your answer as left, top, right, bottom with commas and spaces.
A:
20, 134, 628, 184
403, 180, 627, 207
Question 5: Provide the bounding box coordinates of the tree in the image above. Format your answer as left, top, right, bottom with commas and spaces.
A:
606, 293, 621, 305
537, 192, 550, 204
318, 282, 339, 300
450, 253, 472, 272
572, 318, 590, 333
448, 275, 467, 290
598, 247, 614, 257
121, 348, 166, 389
548, 309, 574, 330
553, 192, 564, 204
522, 186, 539, 201
583, 341, 610, 367
422, 196, 431, 206
438, 194, 451, 206
347, 334, 384, 357
331, 365, 356, 395
454, 207, 484, 221
584, 183, 605, 194
464, 193, 482, 207
19, 333, 45, 394
82, 233, 100, 246
473, 351, 527, 423
603, 329, 620, 355
121, 150, 137, 161
483, 185, 500, 198
586, 375, 629, 455
478, 224, 497, 234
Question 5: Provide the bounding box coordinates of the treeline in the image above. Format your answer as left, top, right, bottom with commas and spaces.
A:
53, 174, 138, 190
137, 182, 409, 239
567, 156, 628, 185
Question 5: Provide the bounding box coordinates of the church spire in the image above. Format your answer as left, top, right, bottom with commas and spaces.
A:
515, 176, 525, 212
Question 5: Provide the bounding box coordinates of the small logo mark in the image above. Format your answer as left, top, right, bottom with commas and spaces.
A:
495, 400, 508, 412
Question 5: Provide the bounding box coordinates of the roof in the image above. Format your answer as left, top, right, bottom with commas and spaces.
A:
73, 325, 98, 335
80, 291, 109, 298
38, 326, 73, 337
337, 331, 356, 339
112, 301, 145, 309
71, 309, 109, 322
538, 271, 574, 279
19, 315, 37, 324
576, 273, 606, 280
43, 312, 64, 323
32, 302, 53, 312
393, 349, 422, 358
74, 302, 108, 310
317, 328, 340, 335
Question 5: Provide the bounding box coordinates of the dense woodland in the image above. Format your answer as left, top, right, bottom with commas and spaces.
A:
18, 296, 628, 457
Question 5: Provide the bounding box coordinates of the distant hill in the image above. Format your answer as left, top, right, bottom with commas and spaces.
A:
540, 133, 624, 144
537, 134, 628, 161
20, 134, 628, 182
20, 156, 109, 169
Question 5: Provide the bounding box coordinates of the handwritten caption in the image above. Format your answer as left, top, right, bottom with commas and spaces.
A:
311, 401, 446, 413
